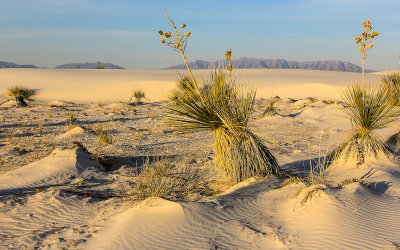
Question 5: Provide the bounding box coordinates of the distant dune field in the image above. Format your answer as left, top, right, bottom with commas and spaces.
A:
0, 68, 382, 103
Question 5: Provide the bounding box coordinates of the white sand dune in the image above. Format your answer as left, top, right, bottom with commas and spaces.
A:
1, 69, 400, 249
0, 68, 381, 103
0, 148, 96, 194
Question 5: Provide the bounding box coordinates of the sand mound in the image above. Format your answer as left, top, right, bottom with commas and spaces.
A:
54, 127, 92, 142
48, 100, 74, 107
105, 102, 132, 111
0, 100, 17, 108
0, 148, 96, 193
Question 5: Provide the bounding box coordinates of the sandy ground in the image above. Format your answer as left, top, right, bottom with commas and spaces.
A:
1, 69, 400, 249
0, 68, 381, 102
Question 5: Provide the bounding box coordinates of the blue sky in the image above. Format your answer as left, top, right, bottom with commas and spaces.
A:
0, 0, 399, 70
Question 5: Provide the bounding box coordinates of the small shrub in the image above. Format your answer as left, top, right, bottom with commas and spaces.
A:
322, 99, 336, 105
7, 86, 33, 100
306, 96, 317, 103
96, 64, 105, 69
93, 124, 113, 144
133, 89, 146, 103
134, 158, 215, 201
340, 178, 371, 188
262, 99, 279, 117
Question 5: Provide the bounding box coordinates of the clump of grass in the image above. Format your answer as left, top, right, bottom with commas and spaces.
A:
322, 99, 336, 105
340, 177, 371, 188
134, 158, 215, 201
133, 89, 146, 103
331, 84, 399, 163
7, 86, 34, 106
381, 72, 400, 105
93, 124, 113, 144
306, 96, 317, 103
159, 10, 285, 182
262, 99, 279, 117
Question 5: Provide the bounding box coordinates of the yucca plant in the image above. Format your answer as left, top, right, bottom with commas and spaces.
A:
381, 72, 400, 105
331, 84, 399, 163
330, 18, 399, 164
159, 9, 285, 182
7, 86, 34, 107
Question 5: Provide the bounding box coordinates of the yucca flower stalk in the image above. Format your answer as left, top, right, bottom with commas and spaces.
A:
331, 19, 396, 164
355, 18, 379, 94
332, 84, 399, 163
159, 10, 285, 182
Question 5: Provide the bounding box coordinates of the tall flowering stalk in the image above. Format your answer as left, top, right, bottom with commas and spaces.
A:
158, 10, 285, 182
158, 8, 201, 98
355, 18, 379, 94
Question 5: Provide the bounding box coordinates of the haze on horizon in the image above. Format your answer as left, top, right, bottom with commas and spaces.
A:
0, 0, 399, 71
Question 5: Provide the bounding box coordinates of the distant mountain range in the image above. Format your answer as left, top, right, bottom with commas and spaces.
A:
0, 61, 38, 68
55, 62, 124, 69
168, 58, 371, 73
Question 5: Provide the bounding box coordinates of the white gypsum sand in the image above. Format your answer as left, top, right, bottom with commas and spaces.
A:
1, 69, 399, 249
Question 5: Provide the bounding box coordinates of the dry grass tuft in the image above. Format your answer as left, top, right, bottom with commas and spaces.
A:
92, 124, 114, 144
134, 158, 216, 201
381, 71, 400, 105
262, 99, 279, 117
133, 89, 146, 103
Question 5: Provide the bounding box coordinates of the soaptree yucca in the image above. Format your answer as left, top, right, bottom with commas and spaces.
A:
159, 9, 285, 182
381, 72, 400, 105
331, 18, 400, 163
7, 86, 34, 107
332, 84, 399, 163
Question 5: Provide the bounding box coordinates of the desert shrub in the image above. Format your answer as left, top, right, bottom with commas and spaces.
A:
381, 72, 400, 105
93, 124, 113, 144
7, 86, 33, 100
134, 158, 215, 201
306, 96, 317, 103
331, 84, 399, 163
133, 89, 146, 103
96, 64, 105, 69
159, 10, 286, 182
262, 99, 279, 117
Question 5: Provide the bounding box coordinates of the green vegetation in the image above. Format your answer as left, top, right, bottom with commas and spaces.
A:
7, 86, 34, 106
159, 9, 285, 182
332, 84, 399, 163
381, 72, 400, 105
331, 19, 399, 163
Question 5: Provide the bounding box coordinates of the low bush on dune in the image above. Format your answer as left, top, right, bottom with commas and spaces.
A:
158, 9, 286, 182
262, 99, 279, 117
134, 158, 215, 201
7, 86, 34, 106
132, 89, 146, 103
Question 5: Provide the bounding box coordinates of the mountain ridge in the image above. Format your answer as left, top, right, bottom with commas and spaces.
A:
0, 61, 38, 68
167, 57, 372, 72
55, 61, 124, 69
